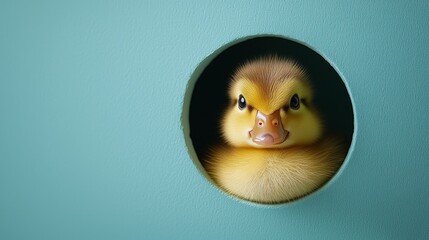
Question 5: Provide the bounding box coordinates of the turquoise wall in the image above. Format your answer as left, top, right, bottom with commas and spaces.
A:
1, 1, 428, 239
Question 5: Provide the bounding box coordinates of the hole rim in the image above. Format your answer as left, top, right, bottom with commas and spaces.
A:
181, 34, 358, 207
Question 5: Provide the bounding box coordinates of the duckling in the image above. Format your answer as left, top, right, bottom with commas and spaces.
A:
204, 56, 347, 204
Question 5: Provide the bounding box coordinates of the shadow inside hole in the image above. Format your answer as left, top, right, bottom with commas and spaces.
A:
190, 36, 354, 162
188, 35, 354, 203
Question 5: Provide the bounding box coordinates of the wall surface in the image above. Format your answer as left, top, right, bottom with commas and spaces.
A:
1, 1, 428, 239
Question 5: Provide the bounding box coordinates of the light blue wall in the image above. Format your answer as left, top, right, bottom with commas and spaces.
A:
1, 1, 428, 239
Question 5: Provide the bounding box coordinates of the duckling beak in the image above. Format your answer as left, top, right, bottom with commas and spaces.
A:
249, 109, 288, 146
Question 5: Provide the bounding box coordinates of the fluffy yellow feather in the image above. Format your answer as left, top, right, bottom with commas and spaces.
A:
204, 57, 346, 204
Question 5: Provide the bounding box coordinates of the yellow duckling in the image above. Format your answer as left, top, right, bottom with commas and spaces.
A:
204, 56, 347, 204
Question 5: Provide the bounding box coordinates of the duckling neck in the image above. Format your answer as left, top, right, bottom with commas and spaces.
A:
205, 137, 346, 204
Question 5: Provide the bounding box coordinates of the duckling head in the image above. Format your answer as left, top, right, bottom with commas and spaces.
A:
221, 57, 323, 149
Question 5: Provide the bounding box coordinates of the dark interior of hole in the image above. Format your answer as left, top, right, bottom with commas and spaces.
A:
189, 36, 354, 165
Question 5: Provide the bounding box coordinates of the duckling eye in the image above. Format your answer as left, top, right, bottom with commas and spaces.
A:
238, 94, 246, 110
290, 94, 300, 110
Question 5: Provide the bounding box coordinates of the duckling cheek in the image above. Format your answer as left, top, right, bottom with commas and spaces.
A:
221, 111, 254, 146
249, 110, 288, 146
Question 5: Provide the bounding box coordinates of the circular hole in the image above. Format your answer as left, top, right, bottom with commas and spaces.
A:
183, 35, 355, 205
